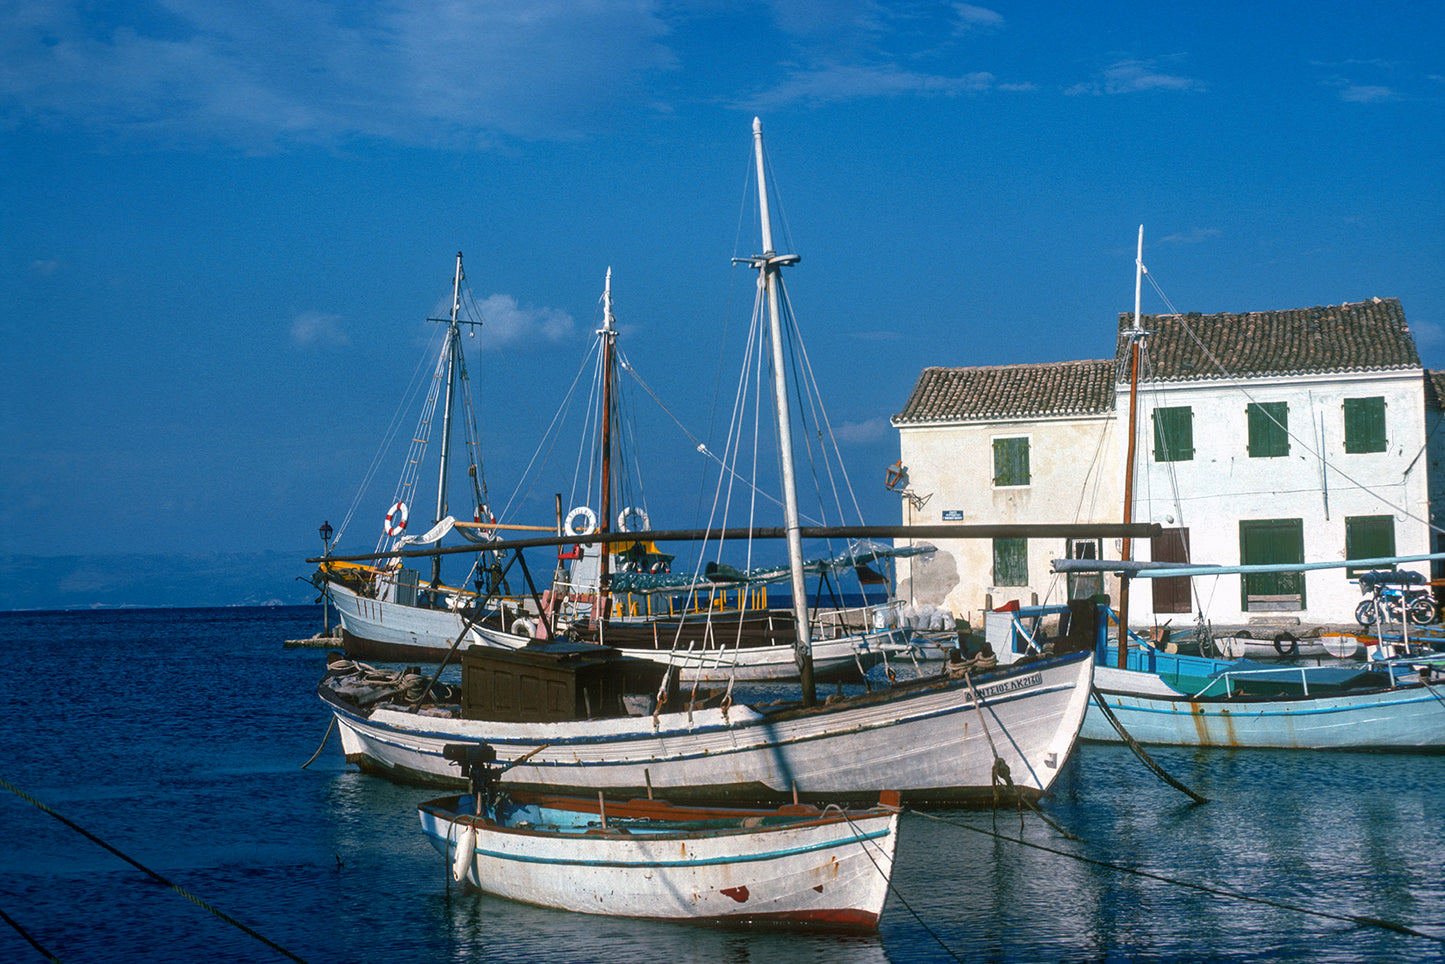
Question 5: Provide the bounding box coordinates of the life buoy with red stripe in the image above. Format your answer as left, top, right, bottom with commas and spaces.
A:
384, 501, 409, 537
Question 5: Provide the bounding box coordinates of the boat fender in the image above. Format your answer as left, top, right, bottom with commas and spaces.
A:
383, 501, 409, 536
616, 506, 649, 533
564, 505, 598, 537
511, 618, 535, 638
452, 824, 475, 884
1273, 631, 1298, 656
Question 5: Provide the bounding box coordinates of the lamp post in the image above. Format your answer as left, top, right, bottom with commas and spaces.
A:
319, 520, 334, 635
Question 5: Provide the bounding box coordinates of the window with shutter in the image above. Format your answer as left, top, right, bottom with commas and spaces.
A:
1343, 397, 1387, 453
1246, 402, 1289, 458
992, 436, 1030, 487
993, 537, 1028, 586
1152, 406, 1194, 461
1345, 515, 1395, 576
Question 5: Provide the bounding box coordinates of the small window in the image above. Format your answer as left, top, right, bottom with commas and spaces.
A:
993, 537, 1028, 586
1152, 406, 1194, 462
1345, 515, 1395, 576
1343, 397, 1387, 453
1247, 402, 1289, 458
992, 436, 1030, 487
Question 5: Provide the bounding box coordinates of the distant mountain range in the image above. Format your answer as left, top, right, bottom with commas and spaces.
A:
1, 551, 320, 611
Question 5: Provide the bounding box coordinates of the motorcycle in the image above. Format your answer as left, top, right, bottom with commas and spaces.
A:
1354, 569, 1438, 627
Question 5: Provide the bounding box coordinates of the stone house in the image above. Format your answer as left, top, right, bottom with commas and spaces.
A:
891, 297, 1434, 630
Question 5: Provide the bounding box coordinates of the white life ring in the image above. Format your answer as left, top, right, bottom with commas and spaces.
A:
452, 823, 476, 883
383, 501, 409, 537
510, 617, 535, 638
616, 506, 650, 533
563, 505, 598, 537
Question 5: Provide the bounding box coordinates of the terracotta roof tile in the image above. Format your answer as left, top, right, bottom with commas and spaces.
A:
1119, 297, 1419, 381
894, 359, 1117, 423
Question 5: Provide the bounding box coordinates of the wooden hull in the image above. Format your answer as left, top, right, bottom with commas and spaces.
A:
1082, 679, 1445, 750
417, 793, 899, 928
320, 651, 1095, 805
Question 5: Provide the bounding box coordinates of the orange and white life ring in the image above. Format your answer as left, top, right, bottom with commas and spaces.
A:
475, 504, 497, 537
384, 501, 409, 537
563, 505, 598, 537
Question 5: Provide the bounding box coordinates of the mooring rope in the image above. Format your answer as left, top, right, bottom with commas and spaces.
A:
1090, 684, 1209, 804
0, 776, 312, 963
0, 904, 62, 963
907, 807, 1445, 945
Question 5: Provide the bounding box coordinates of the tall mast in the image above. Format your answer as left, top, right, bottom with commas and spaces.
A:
1117, 226, 1144, 668
432, 251, 464, 588
597, 268, 617, 609
749, 117, 815, 705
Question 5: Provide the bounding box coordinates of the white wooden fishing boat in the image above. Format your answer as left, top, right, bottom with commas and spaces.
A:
417, 743, 899, 928
318, 119, 1103, 807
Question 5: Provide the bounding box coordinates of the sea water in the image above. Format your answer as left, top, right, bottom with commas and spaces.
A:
0, 606, 1441, 963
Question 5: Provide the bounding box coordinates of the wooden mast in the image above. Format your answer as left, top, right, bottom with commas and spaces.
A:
596, 268, 617, 619
1117, 227, 1145, 668
749, 118, 815, 706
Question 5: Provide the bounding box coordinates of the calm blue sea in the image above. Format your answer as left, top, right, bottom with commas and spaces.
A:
1, 606, 1442, 964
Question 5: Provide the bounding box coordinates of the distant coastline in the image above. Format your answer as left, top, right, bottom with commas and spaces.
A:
1, 550, 314, 612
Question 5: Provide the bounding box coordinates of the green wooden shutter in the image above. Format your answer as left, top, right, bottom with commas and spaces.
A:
1345, 515, 1395, 574
1152, 406, 1194, 462
1343, 397, 1387, 453
993, 537, 1028, 586
1247, 402, 1289, 457
992, 437, 1030, 486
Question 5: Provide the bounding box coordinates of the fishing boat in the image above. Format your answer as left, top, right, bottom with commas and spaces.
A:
315, 253, 537, 664
317, 260, 908, 681
317, 118, 1106, 807
417, 742, 899, 929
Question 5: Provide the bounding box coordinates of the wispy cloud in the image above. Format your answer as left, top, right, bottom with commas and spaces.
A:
1156, 228, 1221, 246
475, 294, 574, 344
1065, 59, 1204, 96
741, 63, 994, 110
0, 0, 676, 150
832, 415, 893, 445
1337, 84, 1396, 103
290, 310, 350, 347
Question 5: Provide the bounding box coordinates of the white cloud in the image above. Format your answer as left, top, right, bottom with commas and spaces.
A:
952, 4, 1004, 31
1339, 84, 1395, 103
475, 293, 574, 344
1066, 59, 1204, 96
742, 63, 994, 110
0, 0, 676, 150
291, 310, 350, 347
1156, 228, 1221, 246
832, 415, 893, 445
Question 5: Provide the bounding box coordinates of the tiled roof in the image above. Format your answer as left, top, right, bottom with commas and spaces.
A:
1425, 370, 1445, 412
894, 359, 1117, 424
1119, 297, 1419, 382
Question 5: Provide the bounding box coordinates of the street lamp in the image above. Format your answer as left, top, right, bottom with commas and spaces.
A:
319, 521, 334, 634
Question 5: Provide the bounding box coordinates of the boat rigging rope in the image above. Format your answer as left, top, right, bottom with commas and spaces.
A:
1089, 685, 1209, 804
0, 776, 313, 963
906, 806, 1445, 946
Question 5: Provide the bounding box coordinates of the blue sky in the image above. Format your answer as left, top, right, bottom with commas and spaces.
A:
3, 1, 1443, 569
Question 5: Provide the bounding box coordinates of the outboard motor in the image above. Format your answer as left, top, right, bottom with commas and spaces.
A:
443, 743, 504, 817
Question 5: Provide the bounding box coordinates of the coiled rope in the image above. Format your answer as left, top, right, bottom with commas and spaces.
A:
0, 776, 312, 963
